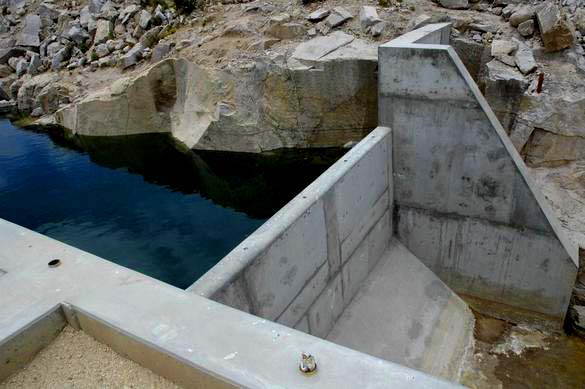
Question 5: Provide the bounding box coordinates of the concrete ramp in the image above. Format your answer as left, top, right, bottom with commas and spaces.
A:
328, 238, 474, 382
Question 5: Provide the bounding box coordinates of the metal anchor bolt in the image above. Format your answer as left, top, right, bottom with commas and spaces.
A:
299, 352, 317, 375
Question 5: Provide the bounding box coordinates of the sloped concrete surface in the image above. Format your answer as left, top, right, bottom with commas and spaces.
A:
328, 238, 474, 383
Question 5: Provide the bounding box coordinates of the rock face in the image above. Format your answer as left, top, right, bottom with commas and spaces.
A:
483, 59, 528, 131
537, 2, 575, 52
56, 36, 378, 153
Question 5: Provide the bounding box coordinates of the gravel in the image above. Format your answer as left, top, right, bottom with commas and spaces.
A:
0, 326, 181, 388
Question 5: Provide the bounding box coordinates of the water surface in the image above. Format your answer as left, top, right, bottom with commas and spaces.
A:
0, 120, 343, 288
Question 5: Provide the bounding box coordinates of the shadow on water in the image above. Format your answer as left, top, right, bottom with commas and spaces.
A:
1, 121, 345, 288
44, 127, 345, 219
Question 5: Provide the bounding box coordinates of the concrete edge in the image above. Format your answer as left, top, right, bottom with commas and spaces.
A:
187, 126, 392, 297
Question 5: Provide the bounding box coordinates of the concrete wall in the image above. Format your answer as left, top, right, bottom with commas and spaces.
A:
0, 218, 460, 388
379, 23, 578, 324
189, 126, 393, 338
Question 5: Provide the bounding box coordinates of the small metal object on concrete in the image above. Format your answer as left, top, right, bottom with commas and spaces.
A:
299, 352, 317, 375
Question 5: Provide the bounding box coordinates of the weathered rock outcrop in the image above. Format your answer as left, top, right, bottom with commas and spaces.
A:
55, 34, 378, 152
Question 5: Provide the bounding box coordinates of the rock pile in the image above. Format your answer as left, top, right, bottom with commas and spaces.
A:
0, 0, 181, 117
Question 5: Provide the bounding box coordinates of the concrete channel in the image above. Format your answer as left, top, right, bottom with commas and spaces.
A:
0, 23, 578, 387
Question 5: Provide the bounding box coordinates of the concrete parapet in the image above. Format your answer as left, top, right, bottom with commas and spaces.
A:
379, 23, 578, 325
189, 126, 393, 338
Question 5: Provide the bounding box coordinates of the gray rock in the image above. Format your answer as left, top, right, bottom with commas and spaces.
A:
31, 106, 43, 116
291, 31, 354, 62
370, 21, 386, 37
307, 8, 330, 22
46, 42, 62, 57
80, 6, 90, 27
15, 57, 27, 76
502, 4, 516, 19
509, 5, 535, 27
537, 2, 575, 52
438, 0, 469, 10
120, 42, 143, 69
27, 52, 40, 75
359, 6, 380, 30
51, 46, 71, 70
95, 43, 110, 58
66, 25, 89, 45
407, 13, 432, 31
517, 19, 535, 37
88, 0, 105, 14
37, 3, 61, 22
491, 39, 517, 57
17, 14, 41, 47
94, 19, 112, 44
153, 5, 166, 25
152, 41, 171, 62
139, 26, 162, 48
514, 42, 537, 74
574, 8, 585, 35
324, 7, 353, 28
120, 4, 140, 25
0, 99, 17, 115
138, 10, 152, 30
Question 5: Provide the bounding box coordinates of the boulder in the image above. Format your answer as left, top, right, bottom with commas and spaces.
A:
94, 19, 112, 45
359, 6, 380, 30
291, 31, 354, 63
17, 14, 41, 47
138, 10, 152, 30
139, 26, 162, 48
15, 57, 27, 77
95, 43, 110, 58
16, 73, 56, 113
152, 41, 171, 62
120, 43, 143, 69
509, 5, 535, 27
27, 52, 40, 75
438, 0, 469, 10
307, 8, 330, 22
517, 19, 534, 37
51, 46, 71, 70
407, 14, 432, 31
537, 2, 575, 52
514, 42, 537, 74
66, 25, 89, 45
324, 7, 353, 28
491, 39, 517, 57
0, 47, 27, 64
573, 8, 585, 35
80, 6, 90, 27
371, 21, 387, 37
88, 0, 105, 14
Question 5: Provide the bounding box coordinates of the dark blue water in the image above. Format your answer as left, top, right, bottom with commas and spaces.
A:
0, 120, 342, 288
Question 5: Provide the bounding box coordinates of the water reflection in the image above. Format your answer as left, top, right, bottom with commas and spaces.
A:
0, 121, 343, 288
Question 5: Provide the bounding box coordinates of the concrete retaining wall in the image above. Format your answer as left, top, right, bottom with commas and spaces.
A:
189, 126, 393, 338
379, 23, 578, 324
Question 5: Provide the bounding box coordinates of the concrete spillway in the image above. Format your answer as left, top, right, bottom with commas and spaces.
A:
1, 23, 579, 388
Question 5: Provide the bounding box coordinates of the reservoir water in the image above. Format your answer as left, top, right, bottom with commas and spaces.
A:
0, 120, 343, 288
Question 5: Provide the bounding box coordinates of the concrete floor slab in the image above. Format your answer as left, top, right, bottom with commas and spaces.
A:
327, 238, 474, 382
